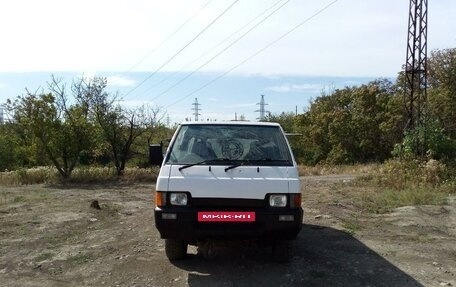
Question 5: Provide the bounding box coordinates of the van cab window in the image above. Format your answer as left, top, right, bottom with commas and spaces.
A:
166, 124, 292, 166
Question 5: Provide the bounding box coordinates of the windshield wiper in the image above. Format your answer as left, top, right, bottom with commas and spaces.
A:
178, 158, 230, 171
224, 162, 244, 172
224, 159, 290, 171
178, 160, 211, 171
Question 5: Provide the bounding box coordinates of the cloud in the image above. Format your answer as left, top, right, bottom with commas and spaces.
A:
264, 83, 323, 93
342, 80, 363, 86
0, 82, 6, 89
107, 75, 136, 87
120, 100, 153, 107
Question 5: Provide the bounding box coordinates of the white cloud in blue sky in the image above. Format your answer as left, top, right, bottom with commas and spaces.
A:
107, 76, 136, 87
265, 83, 322, 93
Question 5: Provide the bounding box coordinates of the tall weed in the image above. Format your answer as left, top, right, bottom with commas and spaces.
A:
361, 187, 448, 214
298, 163, 379, 176
0, 166, 159, 185
374, 158, 449, 190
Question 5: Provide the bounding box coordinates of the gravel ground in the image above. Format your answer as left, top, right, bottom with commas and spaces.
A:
0, 177, 454, 286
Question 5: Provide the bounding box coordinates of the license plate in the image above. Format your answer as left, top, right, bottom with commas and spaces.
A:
198, 211, 255, 222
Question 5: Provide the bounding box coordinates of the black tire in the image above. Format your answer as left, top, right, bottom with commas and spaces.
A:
165, 239, 187, 260
197, 240, 218, 259
272, 240, 292, 262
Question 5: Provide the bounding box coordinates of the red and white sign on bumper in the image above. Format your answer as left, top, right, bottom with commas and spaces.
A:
198, 212, 256, 222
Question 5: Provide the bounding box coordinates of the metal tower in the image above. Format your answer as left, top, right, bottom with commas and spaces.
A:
404, 0, 428, 131
192, 98, 201, 122
255, 95, 269, 121
0, 105, 4, 124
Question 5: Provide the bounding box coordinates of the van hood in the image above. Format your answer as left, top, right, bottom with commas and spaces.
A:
157, 164, 299, 200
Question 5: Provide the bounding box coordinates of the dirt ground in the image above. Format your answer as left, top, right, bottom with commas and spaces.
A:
0, 176, 455, 287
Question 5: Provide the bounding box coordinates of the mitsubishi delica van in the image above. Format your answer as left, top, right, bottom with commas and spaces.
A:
154, 122, 303, 262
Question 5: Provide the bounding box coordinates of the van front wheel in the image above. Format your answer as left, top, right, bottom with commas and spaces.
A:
165, 239, 187, 260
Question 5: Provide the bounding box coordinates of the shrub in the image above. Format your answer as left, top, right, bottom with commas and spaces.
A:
374, 158, 450, 190
393, 120, 456, 161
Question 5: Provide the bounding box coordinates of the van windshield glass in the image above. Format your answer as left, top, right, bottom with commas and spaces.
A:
166, 124, 292, 166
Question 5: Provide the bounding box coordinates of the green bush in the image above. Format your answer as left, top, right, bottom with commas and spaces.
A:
393, 120, 456, 161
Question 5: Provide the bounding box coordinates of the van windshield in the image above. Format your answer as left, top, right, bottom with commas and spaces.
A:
166, 124, 293, 166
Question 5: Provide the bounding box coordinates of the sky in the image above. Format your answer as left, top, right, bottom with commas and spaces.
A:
1, 0, 455, 123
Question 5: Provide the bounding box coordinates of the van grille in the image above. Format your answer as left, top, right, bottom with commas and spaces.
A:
190, 198, 266, 208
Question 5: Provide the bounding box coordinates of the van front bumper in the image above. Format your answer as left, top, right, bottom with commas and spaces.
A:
154, 207, 303, 240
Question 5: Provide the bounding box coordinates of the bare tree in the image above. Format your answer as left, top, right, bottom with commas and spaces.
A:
80, 79, 165, 175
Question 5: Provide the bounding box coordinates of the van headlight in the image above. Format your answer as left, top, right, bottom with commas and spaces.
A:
170, 192, 188, 206
269, 194, 287, 207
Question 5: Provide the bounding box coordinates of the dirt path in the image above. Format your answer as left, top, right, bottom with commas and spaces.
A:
0, 177, 455, 286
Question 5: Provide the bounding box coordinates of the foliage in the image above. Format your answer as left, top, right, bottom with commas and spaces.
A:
0, 124, 24, 171
266, 49, 456, 165
264, 112, 296, 133
2, 48, 456, 174
293, 79, 404, 164
3, 76, 170, 178
7, 77, 100, 179
428, 48, 456, 138
80, 79, 165, 175
392, 120, 456, 160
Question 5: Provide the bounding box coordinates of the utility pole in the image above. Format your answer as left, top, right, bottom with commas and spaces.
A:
192, 98, 201, 122
404, 0, 428, 154
255, 95, 269, 121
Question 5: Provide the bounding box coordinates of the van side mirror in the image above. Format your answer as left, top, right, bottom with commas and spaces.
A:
149, 144, 164, 166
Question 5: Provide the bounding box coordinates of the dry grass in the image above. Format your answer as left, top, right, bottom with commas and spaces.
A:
298, 163, 380, 176
0, 167, 57, 185
0, 166, 159, 186
359, 187, 449, 214
299, 159, 456, 214
367, 159, 453, 190
351, 159, 456, 213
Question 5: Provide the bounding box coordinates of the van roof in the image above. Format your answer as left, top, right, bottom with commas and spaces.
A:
180, 121, 281, 127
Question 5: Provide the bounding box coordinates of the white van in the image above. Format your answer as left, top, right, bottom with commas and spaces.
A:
154, 122, 303, 262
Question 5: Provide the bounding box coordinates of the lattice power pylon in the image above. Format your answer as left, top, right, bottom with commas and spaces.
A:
192, 98, 201, 122
0, 106, 4, 125
404, 0, 428, 131
255, 95, 269, 121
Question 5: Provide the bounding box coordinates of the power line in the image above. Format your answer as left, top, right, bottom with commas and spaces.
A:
165, 0, 339, 109
124, 0, 239, 97
148, 0, 291, 102
126, 0, 213, 72
139, 0, 287, 94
